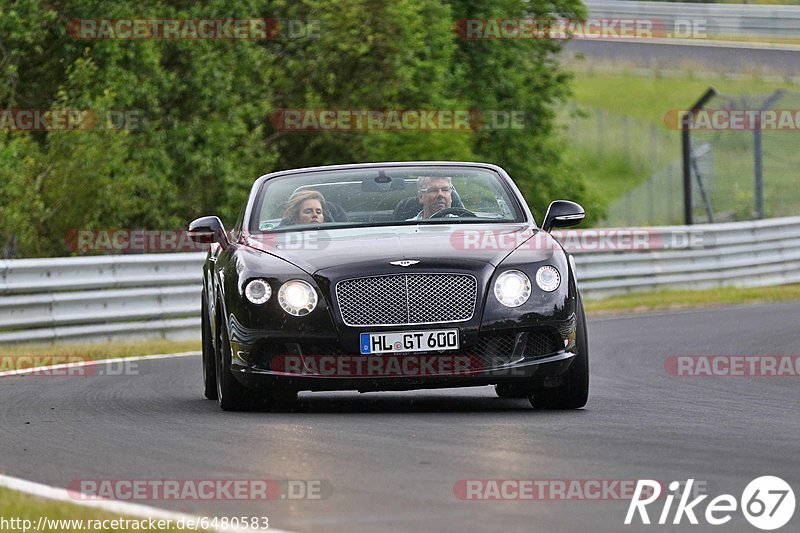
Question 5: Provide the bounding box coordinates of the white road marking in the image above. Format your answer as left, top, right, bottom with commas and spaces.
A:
0, 473, 295, 533
1, 352, 298, 530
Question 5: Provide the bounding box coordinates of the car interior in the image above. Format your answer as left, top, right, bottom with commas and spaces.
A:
257, 171, 513, 230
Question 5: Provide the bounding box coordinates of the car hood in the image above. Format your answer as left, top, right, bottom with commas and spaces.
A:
244, 224, 558, 275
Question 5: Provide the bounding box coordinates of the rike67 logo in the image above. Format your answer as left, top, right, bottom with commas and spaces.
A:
626, 477, 795, 530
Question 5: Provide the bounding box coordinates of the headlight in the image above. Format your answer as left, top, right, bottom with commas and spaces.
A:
278, 280, 318, 316
244, 279, 271, 305
494, 270, 531, 307
536, 265, 561, 292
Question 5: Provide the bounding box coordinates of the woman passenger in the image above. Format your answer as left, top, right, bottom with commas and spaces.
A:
282, 190, 325, 225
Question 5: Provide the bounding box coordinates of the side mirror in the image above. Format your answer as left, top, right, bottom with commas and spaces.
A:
541, 200, 585, 232
188, 216, 229, 245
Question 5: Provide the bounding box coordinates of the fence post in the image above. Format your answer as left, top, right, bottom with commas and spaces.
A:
754, 90, 785, 220
682, 118, 693, 225
754, 125, 764, 220
682, 88, 717, 225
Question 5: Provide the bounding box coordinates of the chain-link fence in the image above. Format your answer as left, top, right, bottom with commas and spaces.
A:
564, 105, 677, 175
583, 90, 800, 227
563, 105, 682, 226
602, 160, 683, 227
683, 90, 800, 224
602, 142, 719, 227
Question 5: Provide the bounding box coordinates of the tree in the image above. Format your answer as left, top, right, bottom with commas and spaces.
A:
1, 0, 595, 257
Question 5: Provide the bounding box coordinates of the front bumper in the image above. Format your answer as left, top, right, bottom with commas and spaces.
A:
232, 349, 576, 393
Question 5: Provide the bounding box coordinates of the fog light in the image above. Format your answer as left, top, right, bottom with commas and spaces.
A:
245, 279, 271, 305
536, 266, 561, 292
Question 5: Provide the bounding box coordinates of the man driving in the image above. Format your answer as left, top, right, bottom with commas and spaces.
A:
411, 176, 453, 220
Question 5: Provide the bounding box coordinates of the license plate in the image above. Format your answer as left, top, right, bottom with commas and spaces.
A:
360, 329, 459, 355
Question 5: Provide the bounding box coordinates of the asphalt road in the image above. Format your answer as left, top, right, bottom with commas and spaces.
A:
564, 40, 800, 75
2, 302, 799, 532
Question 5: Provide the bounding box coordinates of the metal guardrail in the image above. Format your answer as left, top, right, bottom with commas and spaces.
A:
2, 216, 800, 344
576, 217, 800, 296
0, 253, 204, 344
585, 0, 800, 39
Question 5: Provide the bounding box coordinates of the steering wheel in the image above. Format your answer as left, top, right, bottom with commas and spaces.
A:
429, 207, 477, 219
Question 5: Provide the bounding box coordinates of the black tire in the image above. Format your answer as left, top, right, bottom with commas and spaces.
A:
201, 297, 217, 400
215, 308, 270, 411
530, 292, 589, 410
494, 383, 529, 399
271, 390, 299, 402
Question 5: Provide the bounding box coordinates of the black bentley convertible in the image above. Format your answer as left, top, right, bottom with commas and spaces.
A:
189, 162, 588, 411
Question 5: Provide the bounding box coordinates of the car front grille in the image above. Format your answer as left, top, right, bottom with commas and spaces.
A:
523, 331, 563, 358
335, 273, 478, 326
473, 331, 562, 367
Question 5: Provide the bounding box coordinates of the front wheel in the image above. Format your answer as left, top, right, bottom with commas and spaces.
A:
215, 310, 269, 411
201, 297, 217, 400
529, 292, 589, 410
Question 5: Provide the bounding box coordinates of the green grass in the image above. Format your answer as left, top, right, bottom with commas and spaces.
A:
563, 149, 646, 207
0, 339, 200, 370
569, 70, 794, 124
585, 283, 800, 315
709, 34, 800, 45
0, 487, 202, 532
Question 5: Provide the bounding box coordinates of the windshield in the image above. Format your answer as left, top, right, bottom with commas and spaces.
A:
248, 165, 525, 232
